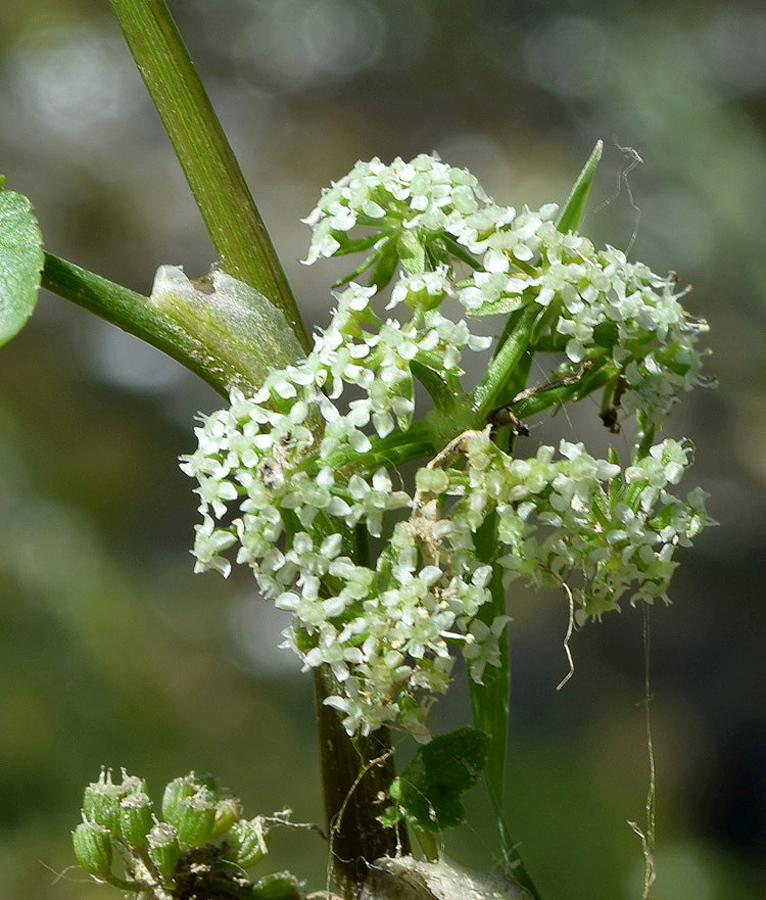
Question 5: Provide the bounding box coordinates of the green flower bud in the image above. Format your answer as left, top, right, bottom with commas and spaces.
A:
119, 792, 154, 849
174, 793, 217, 848
82, 772, 124, 835
161, 775, 198, 826
82, 769, 148, 836
148, 822, 180, 879
224, 817, 268, 869
72, 821, 113, 878
119, 770, 149, 797
209, 796, 242, 840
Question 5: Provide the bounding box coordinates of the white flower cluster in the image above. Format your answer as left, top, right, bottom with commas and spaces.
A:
304, 153, 708, 435
461, 433, 709, 622
182, 154, 710, 738
181, 328, 494, 739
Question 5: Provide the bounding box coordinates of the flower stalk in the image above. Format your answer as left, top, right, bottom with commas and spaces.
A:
107, 0, 309, 352
314, 669, 409, 900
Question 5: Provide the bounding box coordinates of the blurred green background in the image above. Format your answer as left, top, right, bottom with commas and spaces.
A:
1, 1, 765, 899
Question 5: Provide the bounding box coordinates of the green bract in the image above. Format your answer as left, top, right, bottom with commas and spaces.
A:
183, 153, 711, 739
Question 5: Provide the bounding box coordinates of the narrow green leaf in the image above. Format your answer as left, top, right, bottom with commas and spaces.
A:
368, 239, 401, 292
332, 242, 385, 289
410, 359, 453, 410
440, 233, 483, 270
331, 231, 384, 256
0, 187, 44, 347
556, 140, 603, 234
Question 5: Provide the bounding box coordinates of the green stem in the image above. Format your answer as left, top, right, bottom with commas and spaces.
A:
471, 516, 509, 810
313, 668, 409, 900
307, 419, 438, 478
310, 520, 410, 899
107, 0, 310, 352
107, 876, 142, 893
41, 251, 232, 396
471, 516, 541, 900
511, 363, 617, 420
472, 305, 540, 417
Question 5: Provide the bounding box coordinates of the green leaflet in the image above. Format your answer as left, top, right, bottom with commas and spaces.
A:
0, 182, 44, 347
383, 727, 489, 833
556, 140, 603, 234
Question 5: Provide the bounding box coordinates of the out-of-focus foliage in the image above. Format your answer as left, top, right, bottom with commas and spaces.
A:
0, 1, 764, 899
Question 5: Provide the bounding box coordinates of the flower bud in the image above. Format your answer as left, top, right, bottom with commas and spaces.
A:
119, 770, 149, 797
82, 769, 148, 836
72, 821, 113, 878
82, 772, 124, 835
161, 775, 198, 827
209, 797, 242, 840
174, 793, 217, 848
119, 792, 154, 849
148, 822, 180, 879
224, 817, 268, 869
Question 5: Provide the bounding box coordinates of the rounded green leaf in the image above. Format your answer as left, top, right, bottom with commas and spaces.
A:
388, 727, 490, 832
0, 186, 44, 347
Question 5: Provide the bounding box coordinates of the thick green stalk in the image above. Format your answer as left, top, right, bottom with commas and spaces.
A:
313, 669, 409, 900
102, 8, 410, 898
108, 0, 310, 352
